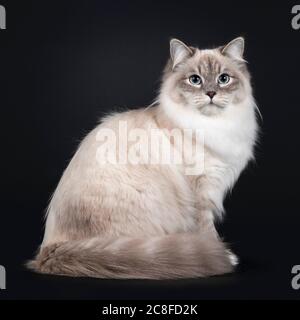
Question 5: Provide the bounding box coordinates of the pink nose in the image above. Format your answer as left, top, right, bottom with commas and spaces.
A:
206, 91, 216, 99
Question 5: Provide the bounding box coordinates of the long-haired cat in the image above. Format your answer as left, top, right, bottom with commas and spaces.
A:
28, 37, 258, 279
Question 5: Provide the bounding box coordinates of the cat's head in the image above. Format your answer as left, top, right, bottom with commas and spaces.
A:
160, 37, 252, 117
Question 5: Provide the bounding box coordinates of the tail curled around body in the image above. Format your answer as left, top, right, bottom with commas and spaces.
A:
27, 232, 236, 279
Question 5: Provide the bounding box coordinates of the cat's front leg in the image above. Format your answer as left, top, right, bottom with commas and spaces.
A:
194, 175, 239, 267
196, 175, 226, 215
194, 174, 225, 227
193, 177, 223, 238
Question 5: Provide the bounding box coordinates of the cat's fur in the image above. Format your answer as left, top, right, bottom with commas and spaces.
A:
28, 37, 258, 279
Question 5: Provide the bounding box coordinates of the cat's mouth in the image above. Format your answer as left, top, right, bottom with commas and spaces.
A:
209, 100, 226, 108
199, 102, 225, 110
197, 103, 226, 116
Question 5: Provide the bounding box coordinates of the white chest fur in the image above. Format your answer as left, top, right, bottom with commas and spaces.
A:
160, 95, 257, 174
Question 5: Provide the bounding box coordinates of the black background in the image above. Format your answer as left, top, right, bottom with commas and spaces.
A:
1, 0, 300, 299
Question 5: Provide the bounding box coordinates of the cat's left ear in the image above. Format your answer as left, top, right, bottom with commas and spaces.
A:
221, 37, 245, 61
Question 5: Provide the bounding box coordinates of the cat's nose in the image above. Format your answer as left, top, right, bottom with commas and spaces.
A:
206, 91, 216, 99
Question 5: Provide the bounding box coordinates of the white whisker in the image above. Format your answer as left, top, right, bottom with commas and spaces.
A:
254, 102, 263, 122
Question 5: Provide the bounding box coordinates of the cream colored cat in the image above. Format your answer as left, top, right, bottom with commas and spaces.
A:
28, 37, 258, 279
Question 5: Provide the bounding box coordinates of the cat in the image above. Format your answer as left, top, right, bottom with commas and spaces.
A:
28, 37, 258, 279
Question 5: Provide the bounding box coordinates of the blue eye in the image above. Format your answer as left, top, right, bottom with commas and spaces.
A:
189, 74, 202, 85
218, 73, 230, 84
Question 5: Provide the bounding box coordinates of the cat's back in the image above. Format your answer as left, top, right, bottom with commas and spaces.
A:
50, 106, 162, 201
67, 107, 157, 168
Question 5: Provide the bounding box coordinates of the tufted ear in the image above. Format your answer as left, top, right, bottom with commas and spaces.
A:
221, 37, 245, 61
170, 38, 192, 69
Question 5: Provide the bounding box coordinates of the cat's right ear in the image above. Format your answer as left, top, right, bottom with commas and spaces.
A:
170, 39, 192, 69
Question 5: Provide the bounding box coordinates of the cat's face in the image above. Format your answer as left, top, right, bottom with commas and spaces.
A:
162, 38, 251, 116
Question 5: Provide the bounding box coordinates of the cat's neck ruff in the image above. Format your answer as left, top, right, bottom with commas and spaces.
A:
158, 93, 257, 168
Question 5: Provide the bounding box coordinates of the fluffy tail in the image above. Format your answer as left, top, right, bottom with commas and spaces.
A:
27, 232, 235, 279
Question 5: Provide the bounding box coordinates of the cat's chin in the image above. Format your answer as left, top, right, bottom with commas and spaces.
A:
197, 103, 225, 116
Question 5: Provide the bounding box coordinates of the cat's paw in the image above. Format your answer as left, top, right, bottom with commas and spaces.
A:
226, 249, 239, 267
